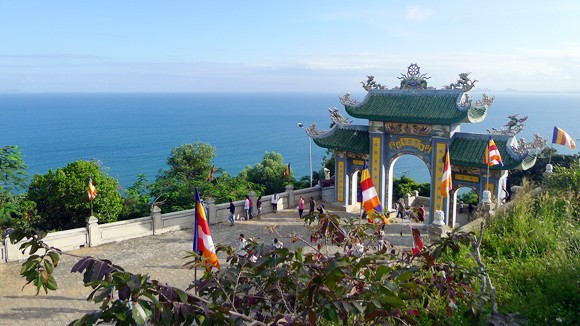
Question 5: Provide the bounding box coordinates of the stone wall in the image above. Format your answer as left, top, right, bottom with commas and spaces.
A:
1, 185, 322, 263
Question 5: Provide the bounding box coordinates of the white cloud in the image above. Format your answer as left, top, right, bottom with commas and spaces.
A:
405, 6, 432, 23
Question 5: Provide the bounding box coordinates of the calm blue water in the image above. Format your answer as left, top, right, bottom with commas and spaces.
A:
1, 92, 579, 188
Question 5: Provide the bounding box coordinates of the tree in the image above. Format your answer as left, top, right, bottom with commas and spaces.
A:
392, 175, 430, 201
0, 145, 28, 193
27, 160, 123, 230
240, 152, 293, 194
151, 143, 216, 212
119, 174, 152, 220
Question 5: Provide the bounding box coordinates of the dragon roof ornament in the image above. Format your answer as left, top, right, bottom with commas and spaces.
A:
304, 123, 327, 138
339, 93, 358, 106
487, 114, 528, 136
511, 134, 547, 156
445, 72, 477, 92
328, 107, 351, 125
361, 75, 387, 91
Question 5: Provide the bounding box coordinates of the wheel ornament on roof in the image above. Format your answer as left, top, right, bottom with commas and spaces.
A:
398, 63, 431, 90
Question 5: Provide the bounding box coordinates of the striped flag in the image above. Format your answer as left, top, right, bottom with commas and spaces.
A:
88, 177, 97, 201
194, 188, 220, 271
283, 163, 291, 177
484, 138, 503, 167
207, 165, 215, 181
552, 126, 576, 149
440, 146, 452, 198
361, 161, 383, 223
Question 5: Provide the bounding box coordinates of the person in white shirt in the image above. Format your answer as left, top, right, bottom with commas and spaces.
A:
271, 193, 279, 213
244, 196, 250, 220
237, 234, 247, 257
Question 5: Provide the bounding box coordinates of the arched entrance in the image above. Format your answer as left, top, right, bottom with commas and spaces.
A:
386, 153, 432, 214
451, 186, 479, 228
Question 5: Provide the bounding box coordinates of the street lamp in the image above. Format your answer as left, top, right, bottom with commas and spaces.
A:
298, 122, 313, 187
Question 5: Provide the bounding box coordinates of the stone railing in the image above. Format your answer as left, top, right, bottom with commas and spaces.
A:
1, 185, 322, 263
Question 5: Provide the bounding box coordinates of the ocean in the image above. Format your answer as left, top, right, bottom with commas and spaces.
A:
1, 92, 579, 188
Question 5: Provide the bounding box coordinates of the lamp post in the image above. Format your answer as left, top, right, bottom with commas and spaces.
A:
298, 123, 313, 187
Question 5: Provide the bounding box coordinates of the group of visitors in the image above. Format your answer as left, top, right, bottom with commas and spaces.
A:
236, 233, 284, 262
296, 196, 325, 220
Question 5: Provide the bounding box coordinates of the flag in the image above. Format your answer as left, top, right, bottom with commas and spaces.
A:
207, 165, 215, 181
194, 188, 220, 271
552, 126, 576, 149
88, 178, 97, 201
361, 161, 383, 223
283, 163, 291, 177
484, 138, 503, 167
440, 146, 452, 198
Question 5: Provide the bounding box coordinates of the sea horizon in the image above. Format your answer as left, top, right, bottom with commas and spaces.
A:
2, 92, 579, 189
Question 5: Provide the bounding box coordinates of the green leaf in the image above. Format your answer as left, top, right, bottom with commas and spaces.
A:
47, 251, 60, 267
132, 300, 153, 325
44, 259, 54, 275
383, 295, 405, 308
174, 288, 189, 302
46, 276, 58, 290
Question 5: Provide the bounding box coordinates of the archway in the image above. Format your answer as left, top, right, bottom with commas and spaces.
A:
387, 154, 431, 214
349, 169, 361, 209
451, 186, 480, 228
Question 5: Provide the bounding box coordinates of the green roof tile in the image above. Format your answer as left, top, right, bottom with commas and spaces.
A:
450, 133, 533, 170
344, 89, 475, 124
311, 125, 369, 154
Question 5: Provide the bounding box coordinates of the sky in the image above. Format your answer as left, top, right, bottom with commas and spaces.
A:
1, 1, 579, 93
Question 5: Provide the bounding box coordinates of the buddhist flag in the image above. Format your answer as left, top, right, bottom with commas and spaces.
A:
283, 163, 291, 177
88, 177, 97, 201
207, 165, 215, 181
484, 138, 503, 167
361, 161, 383, 223
440, 146, 452, 198
194, 188, 220, 271
552, 126, 576, 149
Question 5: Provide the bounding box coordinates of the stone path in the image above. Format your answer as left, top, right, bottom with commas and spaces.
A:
0, 206, 470, 325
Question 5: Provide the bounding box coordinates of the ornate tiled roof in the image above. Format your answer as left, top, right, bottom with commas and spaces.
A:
450, 132, 536, 170
310, 124, 369, 154
343, 89, 487, 124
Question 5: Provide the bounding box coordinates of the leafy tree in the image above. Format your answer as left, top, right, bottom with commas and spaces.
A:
119, 174, 152, 220
151, 143, 258, 212
459, 190, 479, 205
27, 160, 123, 230
392, 175, 430, 201
320, 148, 335, 178
508, 148, 578, 188
151, 143, 216, 212
0, 145, 28, 192
0, 146, 39, 232
240, 152, 293, 194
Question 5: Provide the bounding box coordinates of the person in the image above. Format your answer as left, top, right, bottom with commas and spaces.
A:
397, 201, 405, 219
244, 196, 250, 221
271, 193, 279, 213
459, 200, 464, 214
417, 205, 425, 223
468, 203, 474, 221
237, 234, 247, 258
256, 196, 262, 219
309, 197, 316, 215
228, 198, 235, 226
248, 196, 253, 219
298, 196, 305, 218
272, 237, 283, 250
317, 204, 325, 214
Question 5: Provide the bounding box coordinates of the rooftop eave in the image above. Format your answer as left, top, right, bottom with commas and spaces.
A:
464, 105, 488, 123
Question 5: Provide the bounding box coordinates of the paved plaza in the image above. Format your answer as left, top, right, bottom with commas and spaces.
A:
0, 206, 470, 325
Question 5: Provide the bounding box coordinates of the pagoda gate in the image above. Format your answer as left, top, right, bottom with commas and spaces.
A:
306, 64, 537, 226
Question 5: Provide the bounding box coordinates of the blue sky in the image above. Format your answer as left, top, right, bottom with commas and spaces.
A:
1, 1, 579, 93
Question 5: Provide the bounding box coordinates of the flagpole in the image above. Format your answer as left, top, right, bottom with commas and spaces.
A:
486, 164, 490, 191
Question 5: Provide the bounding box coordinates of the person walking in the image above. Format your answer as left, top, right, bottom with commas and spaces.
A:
256, 196, 262, 219
298, 196, 305, 218
271, 192, 279, 213
248, 196, 253, 219
468, 203, 474, 221
237, 234, 247, 258
244, 196, 250, 220
309, 197, 316, 215
459, 200, 464, 214
228, 198, 235, 226
397, 201, 405, 219
417, 205, 425, 223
